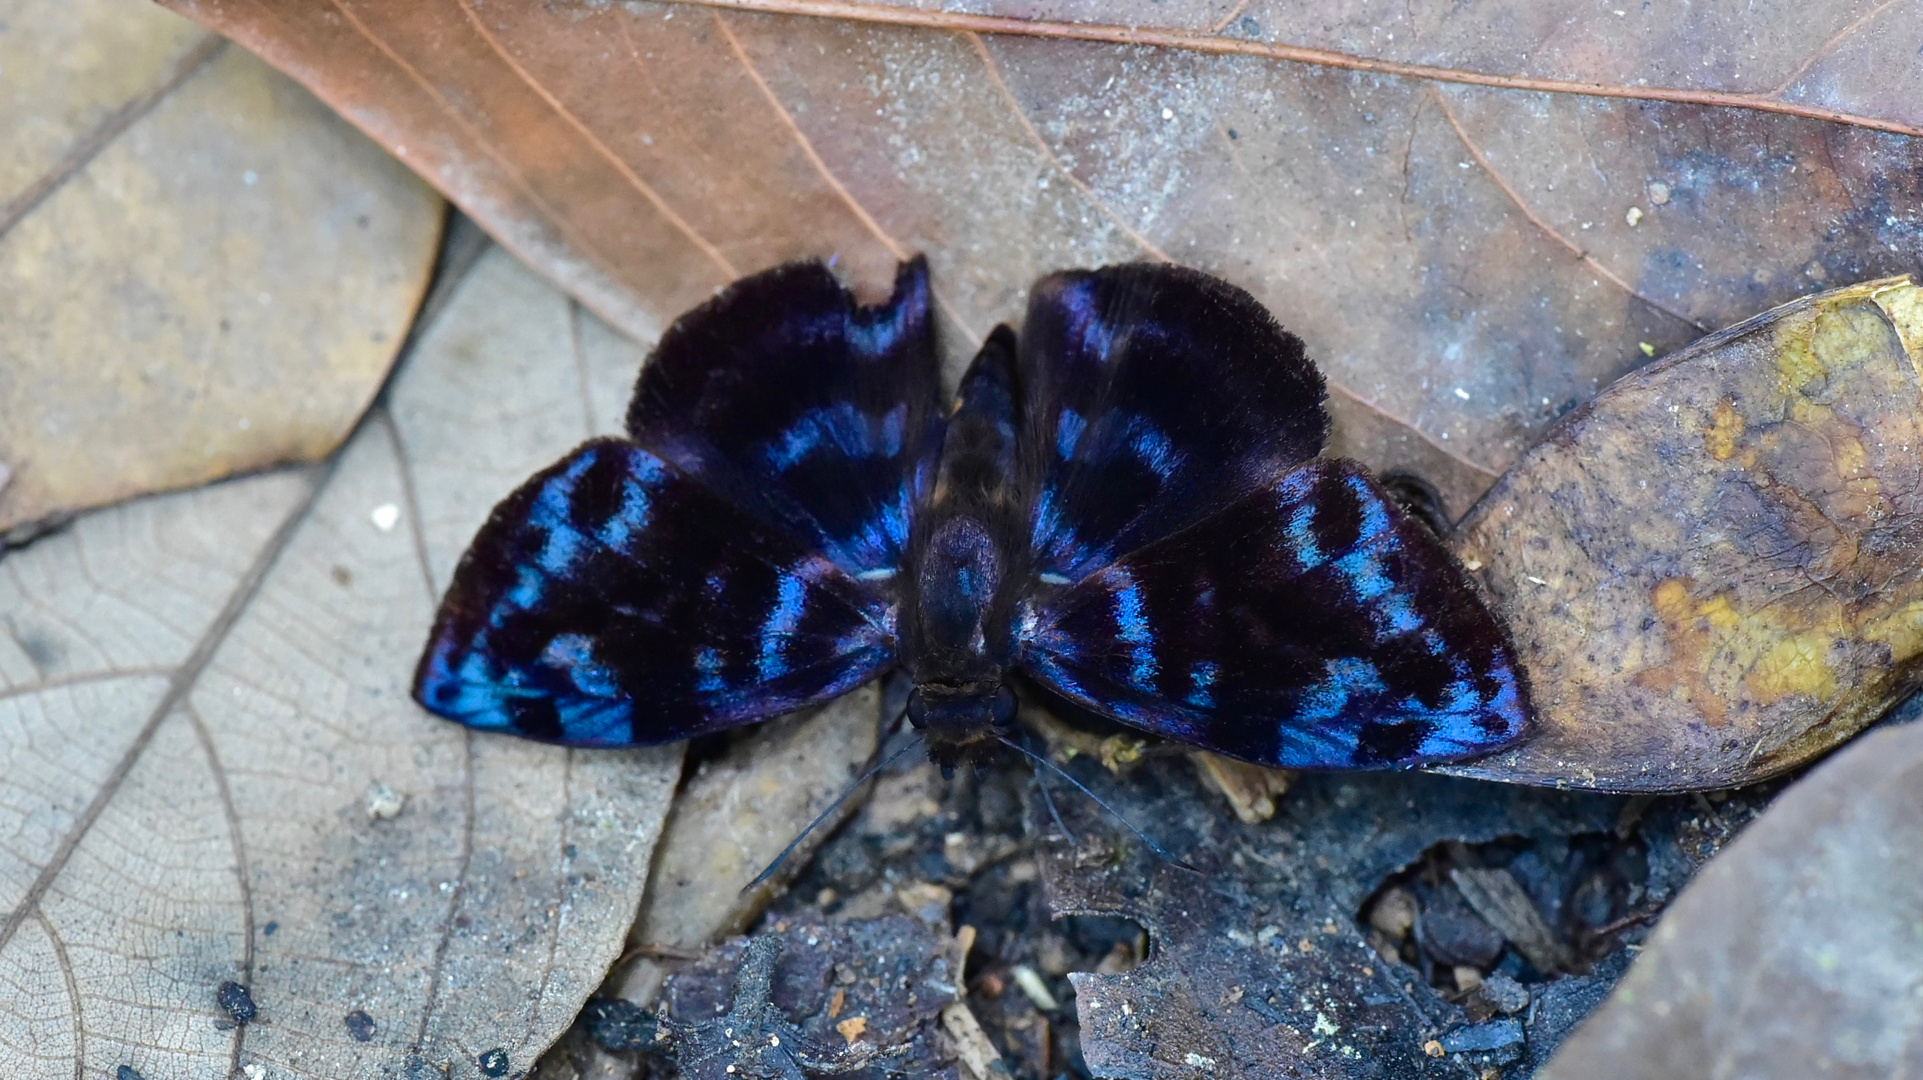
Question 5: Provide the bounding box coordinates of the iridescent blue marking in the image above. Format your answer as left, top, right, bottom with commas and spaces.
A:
555, 698, 631, 744
1286, 500, 1322, 569
502, 565, 546, 616
528, 455, 597, 573
1031, 486, 1103, 582
597, 475, 653, 552
542, 630, 615, 699
1377, 593, 1423, 637
1410, 667, 1525, 759
1122, 416, 1177, 480
1110, 569, 1157, 691
1347, 473, 1392, 539
763, 402, 904, 471
757, 565, 809, 681
694, 645, 726, 694
1334, 548, 1393, 601
1061, 283, 1120, 362
1056, 409, 1086, 459
1187, 660, 1218, 708
846, 273, 919, 354
1020, 622, 1207, 741
1295, 657, 1386, 726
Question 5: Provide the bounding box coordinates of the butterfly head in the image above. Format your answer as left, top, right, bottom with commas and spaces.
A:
906, 681, 1017, 777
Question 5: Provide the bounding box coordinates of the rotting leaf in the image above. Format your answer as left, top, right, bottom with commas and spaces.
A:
159, 0, 1923, 517
610, 690, 884, 1007
1542, 717, 1923, 1079
0, 0, 442, 537
0, 246, 677, 1078
1445, 277, 1923, 792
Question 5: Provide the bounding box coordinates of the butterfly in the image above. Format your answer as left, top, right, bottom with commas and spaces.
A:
413, 258, 1529, 777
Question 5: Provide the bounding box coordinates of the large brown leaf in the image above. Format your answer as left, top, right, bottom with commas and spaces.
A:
159, 0, 1923, 519
1444, 277, 1923, 791
0, 0, 442, 536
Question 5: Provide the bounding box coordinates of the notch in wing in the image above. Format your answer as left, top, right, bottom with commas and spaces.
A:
1018, 460, 1528, 769
1019, 264, 1326, 586
415, 441, 895, 746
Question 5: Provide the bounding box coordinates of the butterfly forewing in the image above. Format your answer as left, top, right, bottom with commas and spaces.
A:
414, 439, 895, 746
1018, 265, 1328, 586
626, 258, 943, 580
1018, 459, 1528, 769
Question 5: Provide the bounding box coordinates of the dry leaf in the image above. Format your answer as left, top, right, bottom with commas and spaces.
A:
1542, 717, 1923, 1078
158, 0, 1923, 518
0, 0, 442, 537
1446, 278, 1923, 792
0, 246, 677, 1078
612, 692, 882, 1006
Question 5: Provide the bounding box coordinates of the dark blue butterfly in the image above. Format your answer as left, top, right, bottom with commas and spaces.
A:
414, 258, 1529, 773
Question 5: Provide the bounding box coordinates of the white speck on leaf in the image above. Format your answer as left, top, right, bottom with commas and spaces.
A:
370, 502, 400, 531
365, 781, 404, 820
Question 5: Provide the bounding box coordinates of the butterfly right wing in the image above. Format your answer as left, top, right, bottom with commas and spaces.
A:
414, 440, 895, 747
1018, 459, 1528, 769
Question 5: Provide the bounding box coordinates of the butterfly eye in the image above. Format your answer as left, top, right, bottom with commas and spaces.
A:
991, 686, 1018, 728
904, 688, 929, 730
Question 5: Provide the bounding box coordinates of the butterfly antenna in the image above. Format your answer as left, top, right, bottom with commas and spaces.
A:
744, 731, 925, 891
1029, 760, 1079, 847
992, 734, 1196, 873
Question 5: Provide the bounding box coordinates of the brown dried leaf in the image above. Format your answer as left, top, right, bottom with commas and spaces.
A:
1446, 277, 1923, 792
159, 0, 1923, 517
0, 247, 677, 1078
611, 692, 882, 1006
1541, 717, 1923, 1078
0, 0, 442, 536
708, 0, 1923, 135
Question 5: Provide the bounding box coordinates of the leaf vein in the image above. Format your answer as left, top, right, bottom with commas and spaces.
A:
1428, 85, 1708, 332
0, 465, 326, 960
454, 0, 740, 278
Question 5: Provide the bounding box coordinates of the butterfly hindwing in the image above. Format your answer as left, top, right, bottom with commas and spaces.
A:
1019, 265, 1327, 585
414, 440, 895, 746
1018, 459, 1528, 769
626, 258, 943, 580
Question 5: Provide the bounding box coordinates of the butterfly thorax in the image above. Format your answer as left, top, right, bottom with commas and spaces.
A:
901, 328, 1028, 771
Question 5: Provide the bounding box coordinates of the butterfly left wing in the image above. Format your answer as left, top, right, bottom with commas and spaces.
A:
415, 440, 895, 747
1017, 459, 1528, 769
626, 258, 942, 580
